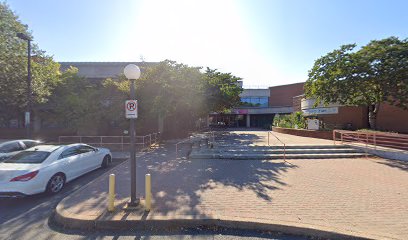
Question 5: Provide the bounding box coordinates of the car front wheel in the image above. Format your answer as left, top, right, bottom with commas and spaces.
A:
46, 173, 65, 194
101, 155, 111, 168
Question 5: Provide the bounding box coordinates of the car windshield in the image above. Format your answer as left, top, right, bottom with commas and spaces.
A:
4, 151, 50, 164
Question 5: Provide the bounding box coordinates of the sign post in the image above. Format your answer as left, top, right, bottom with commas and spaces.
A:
123, 64, 141, 208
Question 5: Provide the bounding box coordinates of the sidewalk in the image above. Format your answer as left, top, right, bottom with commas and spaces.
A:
55, 131, 408, 239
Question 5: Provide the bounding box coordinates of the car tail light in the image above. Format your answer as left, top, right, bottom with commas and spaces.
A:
10, 170, 39, 182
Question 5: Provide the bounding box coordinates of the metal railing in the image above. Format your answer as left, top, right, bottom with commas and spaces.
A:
268, 131, 286, 161
58, 132, 160, 150
175, 131, 215, 159
209, 131, 215, 145
175, 138, 193, 159
333, 130, 408, 151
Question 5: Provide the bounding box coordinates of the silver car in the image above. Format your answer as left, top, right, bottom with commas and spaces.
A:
0, 140, 42, 162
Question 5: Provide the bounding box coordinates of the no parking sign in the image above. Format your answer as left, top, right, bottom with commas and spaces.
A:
125, 100, 138, 119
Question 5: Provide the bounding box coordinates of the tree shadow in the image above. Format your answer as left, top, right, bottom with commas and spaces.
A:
215, 131, 264, 146
2, 130, 298, 239
131, 130, 297, 218
56, 130, 297, 222
376, 159, 408, 172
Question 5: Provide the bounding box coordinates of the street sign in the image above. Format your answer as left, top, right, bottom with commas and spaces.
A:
125, 100, 138, 119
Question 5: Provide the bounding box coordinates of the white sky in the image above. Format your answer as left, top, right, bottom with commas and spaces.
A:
115, 0, 295, 87
8, 0, 408, 88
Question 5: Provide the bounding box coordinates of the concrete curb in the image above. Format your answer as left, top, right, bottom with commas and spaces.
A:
54, 187, 385, 240
54, 206, 388, 240
348, 145, 408, 161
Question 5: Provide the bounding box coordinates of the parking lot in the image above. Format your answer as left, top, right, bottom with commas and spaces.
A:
0, 155, 128, 239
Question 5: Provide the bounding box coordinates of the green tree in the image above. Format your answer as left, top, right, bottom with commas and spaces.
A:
0, 3, 60, 123
305, 37, 408, 129
203, 68, 243, 113
45, 67, 102, 134
136, 60, 205, 136
104, 60, 243, 137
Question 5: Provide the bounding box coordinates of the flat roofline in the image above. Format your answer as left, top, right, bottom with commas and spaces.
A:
59, 61, 158, 65
242, 88, 270, 90
269, 81, 305, 88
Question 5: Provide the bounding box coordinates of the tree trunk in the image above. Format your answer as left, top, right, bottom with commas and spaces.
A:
158, 113, 164, 134
368, 103, 380, 130
33, 110, 41, 133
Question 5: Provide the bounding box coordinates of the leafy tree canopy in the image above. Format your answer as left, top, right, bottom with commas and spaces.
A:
104, 60, 242, 136
305, 37, 408, 128
0, 2, 60, 116
203, 67, 243, 113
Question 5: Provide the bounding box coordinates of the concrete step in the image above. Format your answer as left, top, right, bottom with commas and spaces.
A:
213, 144, 350, 149
204, 148, 364, 154
189, 143, 370, 160
189, 152, 369, 160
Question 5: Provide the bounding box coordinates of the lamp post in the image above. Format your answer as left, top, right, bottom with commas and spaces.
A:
17, 32, 32, 139
123, 64, 141, 207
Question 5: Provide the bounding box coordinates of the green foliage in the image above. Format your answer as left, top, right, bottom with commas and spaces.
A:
203, 68, 243, 113
43, 67, 103, 134
273, 112, 306, 129
0, 2, 60, 117
305, 37, 408, 128
102, 60, 243, 137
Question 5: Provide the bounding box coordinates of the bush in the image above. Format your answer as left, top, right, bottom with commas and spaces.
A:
273, 112, 306, 129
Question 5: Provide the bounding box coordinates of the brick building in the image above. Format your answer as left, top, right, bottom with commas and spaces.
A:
209, 85, 293, 128
277, 83, 408, 133
269, 82, 304, 107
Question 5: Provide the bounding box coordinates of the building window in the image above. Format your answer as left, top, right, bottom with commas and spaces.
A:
241, 97, 269, 107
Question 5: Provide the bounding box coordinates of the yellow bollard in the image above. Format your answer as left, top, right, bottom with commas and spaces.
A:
108, 174, 115, 212
145, 174, 151, 211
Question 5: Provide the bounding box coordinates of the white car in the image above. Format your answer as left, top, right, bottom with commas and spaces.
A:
0, 144, 112, 198
0, 140, 42, 162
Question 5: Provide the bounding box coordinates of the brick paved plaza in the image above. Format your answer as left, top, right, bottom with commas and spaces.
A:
57, 131, 408, 239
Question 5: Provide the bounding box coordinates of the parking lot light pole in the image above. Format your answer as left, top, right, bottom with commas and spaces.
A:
124, 64, 141, 207
17, 32, 32, 139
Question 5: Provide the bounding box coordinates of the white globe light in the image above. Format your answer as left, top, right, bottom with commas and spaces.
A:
124, 64, 141, 80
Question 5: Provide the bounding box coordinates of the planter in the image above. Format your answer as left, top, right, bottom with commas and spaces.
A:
272, 127, 332, 140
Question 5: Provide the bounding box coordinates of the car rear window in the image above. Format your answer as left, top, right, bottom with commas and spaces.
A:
0, 142, 23, 153
23, 141, 39, 148
4, 151, 50, 164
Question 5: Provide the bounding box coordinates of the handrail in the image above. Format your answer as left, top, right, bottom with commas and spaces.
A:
333, 130, 408, 152
175, 138, 193, 159
341, 132, 369, 158
210, 131, 215, 144
58, 132, 160, 150
176, 131, 214, 159
333, 129, 408, 139
268, 131, 286, 161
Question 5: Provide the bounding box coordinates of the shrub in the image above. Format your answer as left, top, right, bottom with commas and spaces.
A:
273, 112, 306, 129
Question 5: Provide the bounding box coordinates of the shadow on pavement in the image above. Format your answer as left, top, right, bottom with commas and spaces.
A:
48, 131, 299, 236
376, 159, 408, 172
